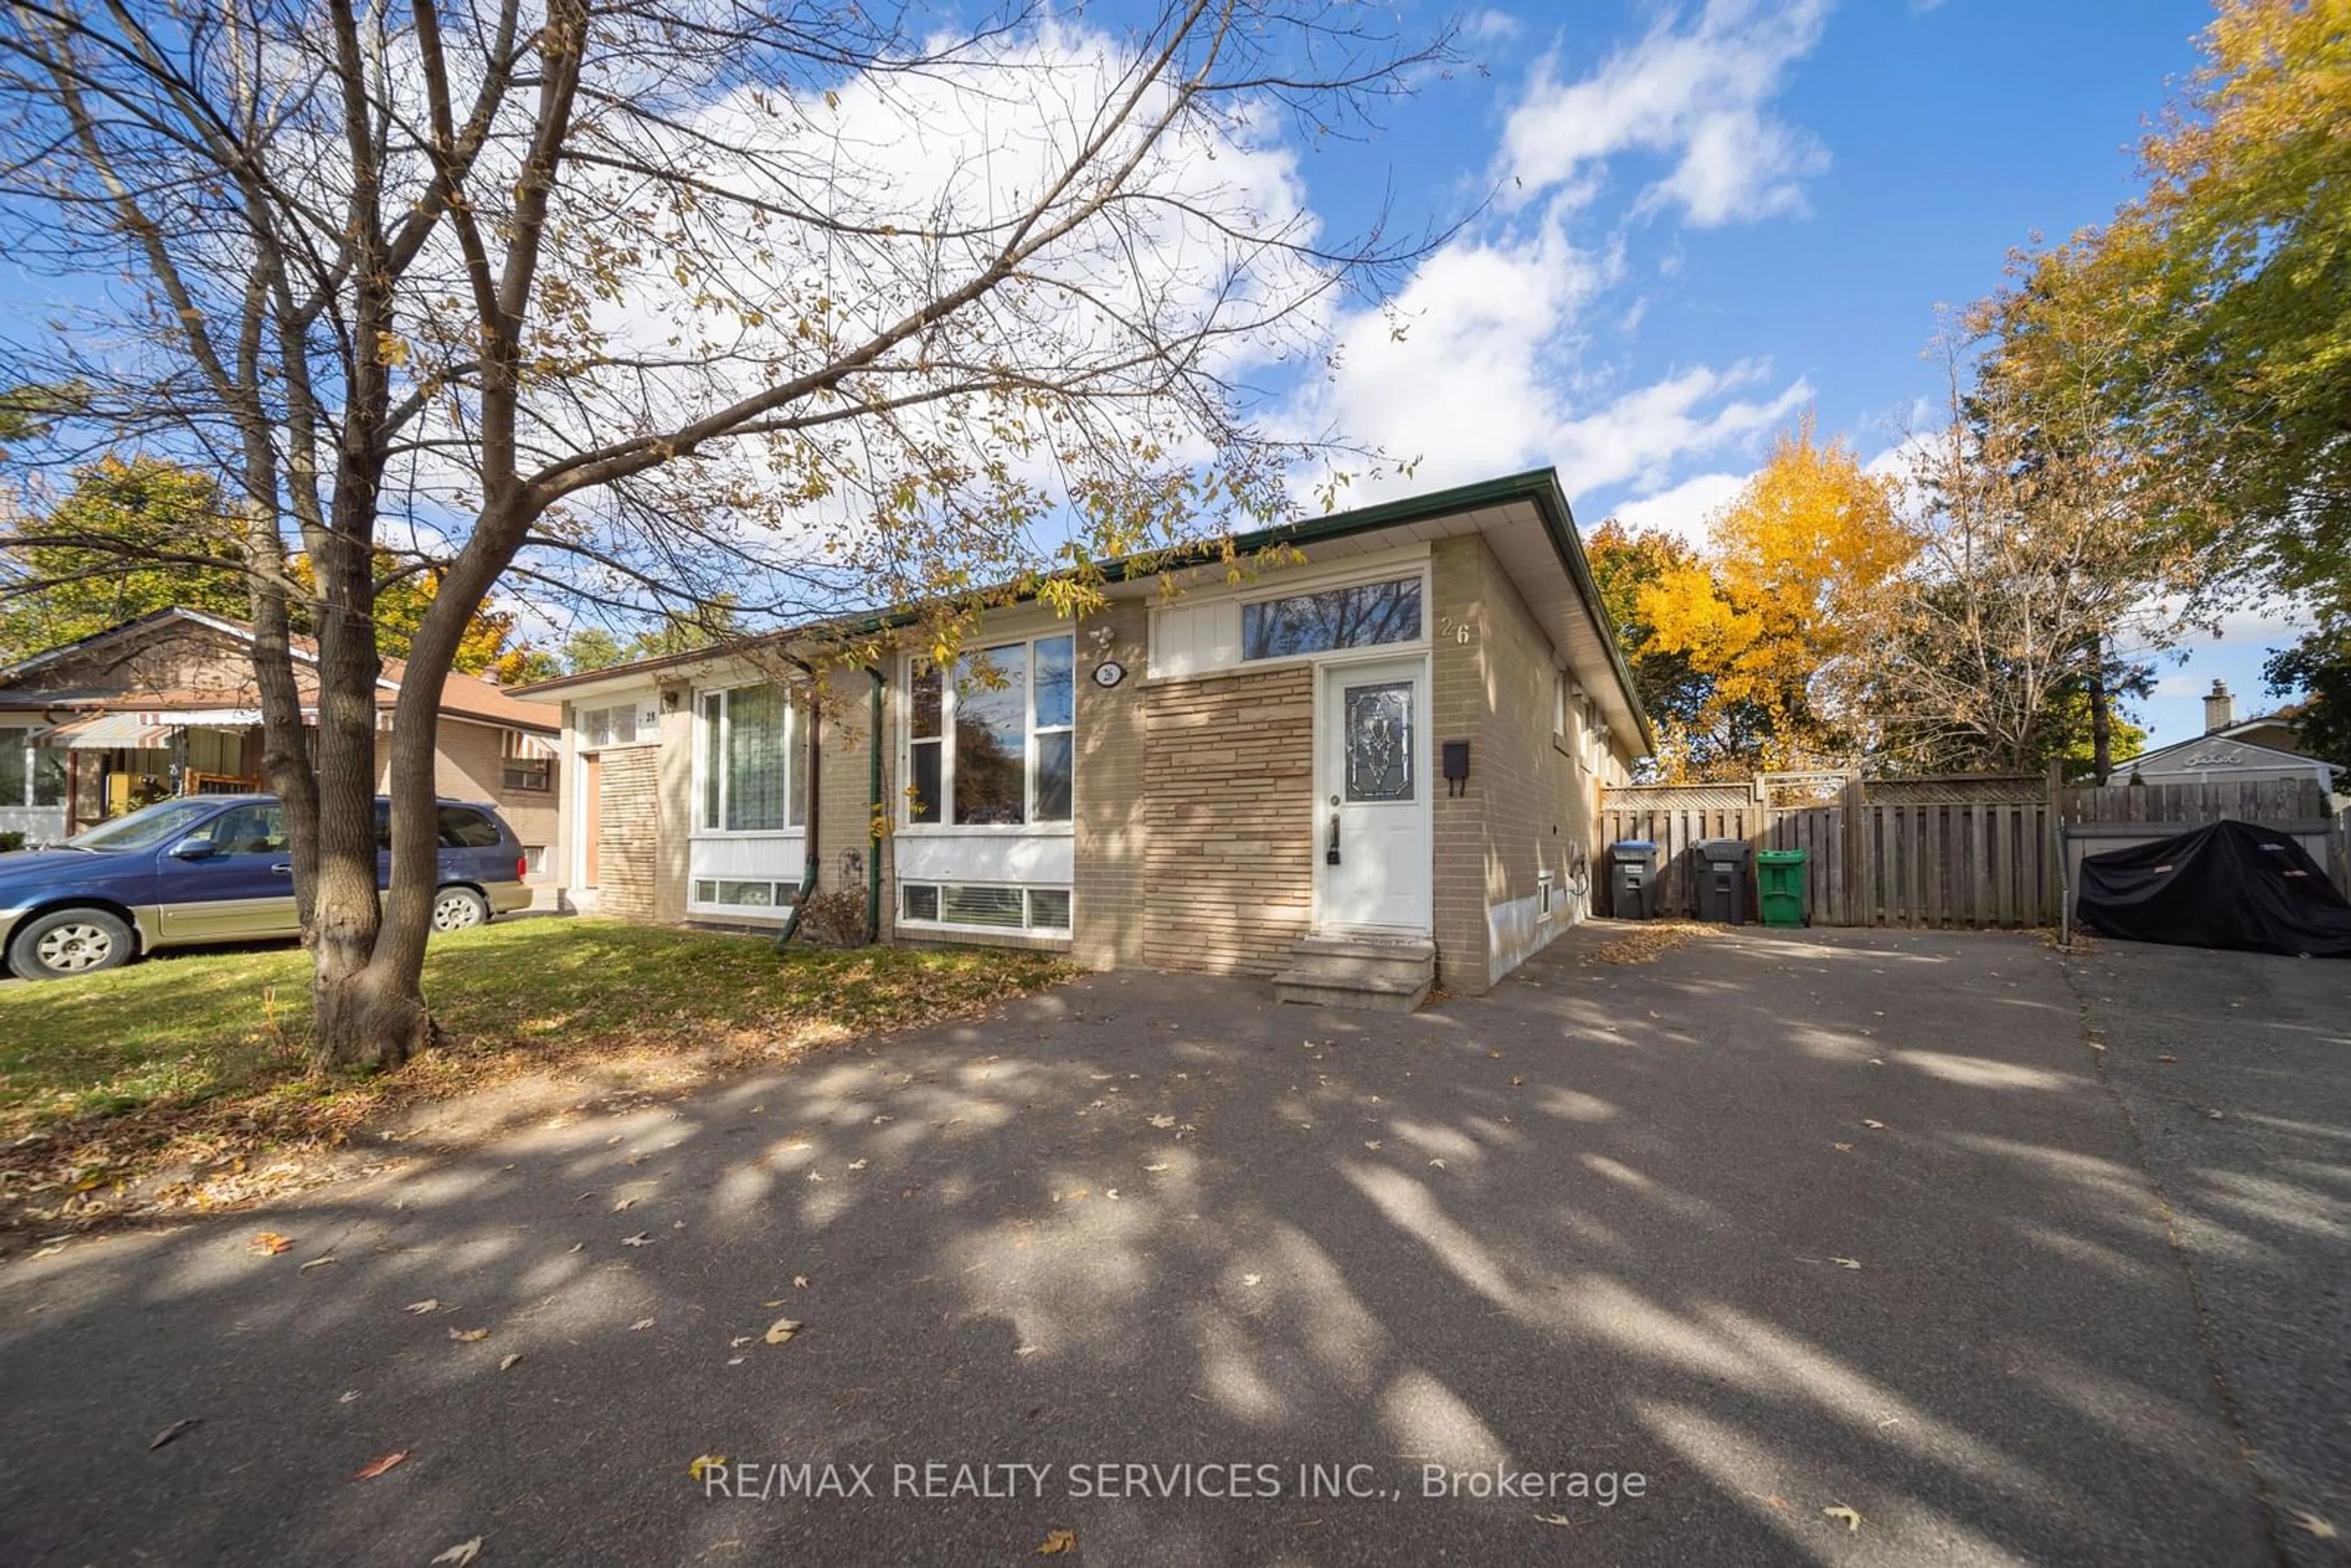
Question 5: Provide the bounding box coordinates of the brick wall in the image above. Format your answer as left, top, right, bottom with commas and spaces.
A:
1472, 540, 1585, 985
594, 746, 661, 922
811, 665, 884, 929
1428, 534, 1596, 992
1430, 537, 1490, 992
1141, 662, 1313, 976
1073, 601, 1149, 969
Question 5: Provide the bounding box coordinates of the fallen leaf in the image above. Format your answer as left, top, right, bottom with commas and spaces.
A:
630, 1318, 656, 1332
2295, 1512, 2338, 1541
404, 1299, 441, 1315
353, 1450, 410, 1480
1363, 1141, 1382, 1152
1831, 1257, 1862, 1270
449, 1327, 490, 1343
299, 1255, 338, 1272
792, 1276, 809, 1289
498, 1354, 521, 1373
1861, 1120, 1885, 1130
848, 1159, 868, 1171
763, 1317, 803, 1345
2157, 1054, 2178, 1063
1146, 1114, 1176, 1129
1105, 1188, 1120, 1201
339, 1390, 359, 1403
149, 1417, 202, 1450
612, 1198, 636, 1212
250, 1232, 295, 1256
1509, 1076, 1524, 1087
1428, 1158, 1447, 1171
688, 1455, 728, 1480
1038, 1529, 1077, 1556
1143, 1161, 1170, 1172
1823, 1503, 1863, 1533
621, 1233, 653, 1247
430, 1539, 484, 1566
1534, 1513, 1582, 1527
1833, 1142, 1854, 1153
1240, 1274, 1261, 1287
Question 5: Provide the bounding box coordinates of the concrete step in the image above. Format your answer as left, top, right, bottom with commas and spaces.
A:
1273, 932, 1436, 1010
1272, 971, 1431, 1013
1282, 934, 1437, 987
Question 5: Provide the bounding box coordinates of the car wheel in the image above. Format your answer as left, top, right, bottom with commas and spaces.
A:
9, 908, 136, 980
431, 886, 491, 934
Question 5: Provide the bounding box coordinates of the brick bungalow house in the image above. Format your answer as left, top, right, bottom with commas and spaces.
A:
512, 469, 1651, 1006
0, 607, 561, 867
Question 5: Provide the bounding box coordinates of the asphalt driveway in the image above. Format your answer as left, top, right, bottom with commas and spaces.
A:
0, 923, 2336, 1566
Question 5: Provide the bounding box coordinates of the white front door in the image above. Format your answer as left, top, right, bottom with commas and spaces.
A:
1314, 656, 1432, 935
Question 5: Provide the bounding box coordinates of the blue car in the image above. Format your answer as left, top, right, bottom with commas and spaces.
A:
0, 795, 532, 981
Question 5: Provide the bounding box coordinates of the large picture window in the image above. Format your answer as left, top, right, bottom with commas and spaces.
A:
697, 683, 805, 833
0, 727, 67, 808
906, 634, 1075, 827
1242, 576, 1422, 661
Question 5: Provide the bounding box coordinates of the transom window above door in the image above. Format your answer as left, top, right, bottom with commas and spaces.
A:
577, 703, 638, 748
1243, 576, 1422, 661
698, 683, 805, 833
906, 633, 1074, 827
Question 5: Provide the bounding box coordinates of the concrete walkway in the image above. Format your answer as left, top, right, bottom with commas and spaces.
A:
0, 923, 2325, 1565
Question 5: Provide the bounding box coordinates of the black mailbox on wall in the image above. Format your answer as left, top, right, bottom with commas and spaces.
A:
1441, 740, 1470, 795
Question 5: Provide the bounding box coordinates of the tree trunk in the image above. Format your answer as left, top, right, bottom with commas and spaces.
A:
310, 506, 533, 1071
2088, 635, 2113, 786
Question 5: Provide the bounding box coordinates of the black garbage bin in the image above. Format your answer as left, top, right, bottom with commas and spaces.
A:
1609, 840, 1659, 920
1694, 838, 1752, 924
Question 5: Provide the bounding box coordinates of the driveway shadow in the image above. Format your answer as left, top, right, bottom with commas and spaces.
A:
0, 925, 2280, 1566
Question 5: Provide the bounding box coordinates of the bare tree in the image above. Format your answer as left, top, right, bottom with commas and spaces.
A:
0, 0, 1450, 1068
1869, 336, 2207, 776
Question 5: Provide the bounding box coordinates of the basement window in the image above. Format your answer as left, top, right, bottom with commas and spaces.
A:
693, 879, 799, 909
899, 882, 1071, 934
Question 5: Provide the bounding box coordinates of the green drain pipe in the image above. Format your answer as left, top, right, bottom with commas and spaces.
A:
866, 666, 883, 944
773, 658, 823, 950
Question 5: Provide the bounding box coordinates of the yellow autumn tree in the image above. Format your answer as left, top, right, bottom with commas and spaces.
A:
1637, 417, 1914, 774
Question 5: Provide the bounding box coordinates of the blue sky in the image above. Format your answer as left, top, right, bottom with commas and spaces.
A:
1281, 0, 2300, 752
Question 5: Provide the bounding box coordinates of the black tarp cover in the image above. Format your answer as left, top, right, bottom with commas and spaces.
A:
2074, 817, 2351, 959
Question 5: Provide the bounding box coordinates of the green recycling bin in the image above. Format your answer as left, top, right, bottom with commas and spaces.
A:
1757, 849, 1809, 928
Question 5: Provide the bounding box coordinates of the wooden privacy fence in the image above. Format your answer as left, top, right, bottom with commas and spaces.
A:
1599, 772, 2344, 930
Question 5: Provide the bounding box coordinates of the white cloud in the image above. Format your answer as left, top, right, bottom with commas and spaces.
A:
1499, 0, 1831, 226
1284, 2, 1829, 509
1463, 9, 1523, 42
1600, 468, 1750, 547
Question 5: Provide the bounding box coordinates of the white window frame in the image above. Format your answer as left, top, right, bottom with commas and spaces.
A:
576, 701, 650, 750
898, 880, 1073, 935
900, 631, 1076, 833
693, 681, 804, 839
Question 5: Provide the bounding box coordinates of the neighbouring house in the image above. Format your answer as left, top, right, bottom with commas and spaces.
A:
0, 607, 561, 868
2121, 680, 2341, 795
511, 469, 1652, 1006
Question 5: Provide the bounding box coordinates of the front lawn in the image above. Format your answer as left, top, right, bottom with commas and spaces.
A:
1, 918, 1071, 1232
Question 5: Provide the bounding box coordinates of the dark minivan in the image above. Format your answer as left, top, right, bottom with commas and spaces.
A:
0, 795, 531, 980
